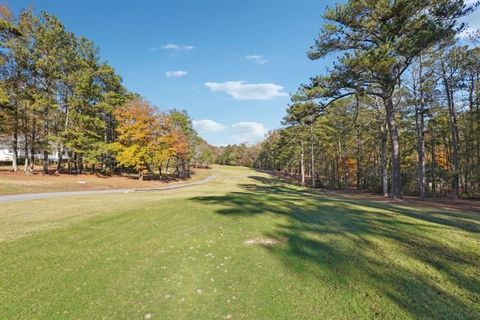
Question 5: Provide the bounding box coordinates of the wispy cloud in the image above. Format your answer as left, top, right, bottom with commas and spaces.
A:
245, 54, 266, 64
149, 44, 195, 51
204, 81, 287, 100
231, 122, 267, 144
165, 70, 188, 78
193, 119, 268, 145
157, 43, 195, 51
193, 119, 226, 133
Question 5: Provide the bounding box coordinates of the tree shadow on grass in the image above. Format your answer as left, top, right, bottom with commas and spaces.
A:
191, 175, 480, 319
247, 175, 480, 234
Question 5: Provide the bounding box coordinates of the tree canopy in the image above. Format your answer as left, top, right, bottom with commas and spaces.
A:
0, 6, 213, 179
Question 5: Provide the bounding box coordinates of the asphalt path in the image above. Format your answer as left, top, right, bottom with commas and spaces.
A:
0, 175, 216, 204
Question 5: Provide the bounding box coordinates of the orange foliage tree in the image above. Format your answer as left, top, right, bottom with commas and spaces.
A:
111, 98, 161, 180
110, 98, 200, 180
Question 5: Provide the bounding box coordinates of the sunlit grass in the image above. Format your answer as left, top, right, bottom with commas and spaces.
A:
0, 166, 478, 319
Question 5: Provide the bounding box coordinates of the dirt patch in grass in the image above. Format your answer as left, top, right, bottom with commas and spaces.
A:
244, 237, 287, 247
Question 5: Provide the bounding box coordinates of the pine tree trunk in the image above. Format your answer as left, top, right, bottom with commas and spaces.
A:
75, 153, 83, 174
380, 123, 388, 197
12, 132, 18, 172
415, 58, 426, 198
43, 106, 49, 174
384, 95, 401, 199
23, 138, 29, 173
431, 135, 436, 197
67, 151, 72, 173
336, 141, 340, 189
416, 111, 426, 198
465, 74, 476, 196
476, 79, 480, 194
310, 124, 315, 188
30, 126, 36, 172
22, 113, 30, 173
56, 145, 63, 173
43, 150, 49, 174
300, 141, 305, 187
356, 130, 361, 190
443, 78, 460, 199
73, 153, 78, 172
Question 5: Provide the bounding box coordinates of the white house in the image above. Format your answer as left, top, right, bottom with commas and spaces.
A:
0, 148, 13, 161
0, 135, 68, 163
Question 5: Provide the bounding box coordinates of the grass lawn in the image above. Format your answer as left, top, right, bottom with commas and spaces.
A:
0, 167, 211, 196
0, 166, 478, 319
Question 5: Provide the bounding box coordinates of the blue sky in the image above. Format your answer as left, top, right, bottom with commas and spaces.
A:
7, 0, 480, 146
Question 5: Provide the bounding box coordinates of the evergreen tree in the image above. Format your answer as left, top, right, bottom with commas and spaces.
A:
306, 0, 475, 198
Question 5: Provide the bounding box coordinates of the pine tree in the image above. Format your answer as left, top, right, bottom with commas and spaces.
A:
306, 0, 474, 198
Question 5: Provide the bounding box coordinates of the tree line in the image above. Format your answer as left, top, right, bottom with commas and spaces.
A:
220, 0, 480, 199
214, 144, 260, 167
0, 6, 213, 179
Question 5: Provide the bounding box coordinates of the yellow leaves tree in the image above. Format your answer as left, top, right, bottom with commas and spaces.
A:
111, 98, 160, 180
111, 98, 195, 180
151, 114, 177, 176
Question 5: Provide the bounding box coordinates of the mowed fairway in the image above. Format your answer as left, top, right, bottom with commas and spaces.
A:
1, 166, 479, 319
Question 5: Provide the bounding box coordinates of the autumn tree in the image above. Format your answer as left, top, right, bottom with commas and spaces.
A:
169, 109, 196, 177
111, 98, 160, 180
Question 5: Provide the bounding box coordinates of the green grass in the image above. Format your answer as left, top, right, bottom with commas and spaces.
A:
0, 166, 479, 319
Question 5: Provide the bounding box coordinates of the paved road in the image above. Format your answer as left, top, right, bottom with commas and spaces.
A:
0, 175, 216, 204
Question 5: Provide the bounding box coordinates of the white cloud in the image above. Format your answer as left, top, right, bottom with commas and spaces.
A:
204, 81, 287, 100
161, 43, 195, 51
231, 122, 267, 144
245, 54, 267, 64
165, 70, 188, 78
458, 26, 479, 39
193, 119, 226, 133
